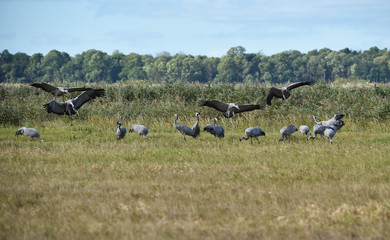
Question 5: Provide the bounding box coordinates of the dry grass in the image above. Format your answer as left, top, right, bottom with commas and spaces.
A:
1, 119, 390, 239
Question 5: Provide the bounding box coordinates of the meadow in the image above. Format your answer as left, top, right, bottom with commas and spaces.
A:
1, 82, 390, 239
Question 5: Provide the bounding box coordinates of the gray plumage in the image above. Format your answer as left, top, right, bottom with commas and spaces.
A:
174, 114, 195, 141
200, 100, 263, 126
203, 118, 225, 138
324, 128, 337, 144
239, 127, 265, 144
192, 112, 200, 138
116, 121, 127, 140
312, 112, 345, 126
43, 89, 105, 125
279, 125, 298, 142
266, 81, 315, 106
31, 82, 92, 100
15, 127, 43, 141
308, 120, 345, 143
299, 125, 310, 136
130, 124, 149, 139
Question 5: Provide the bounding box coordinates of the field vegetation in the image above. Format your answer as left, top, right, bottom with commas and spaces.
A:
1, 82, 390, 239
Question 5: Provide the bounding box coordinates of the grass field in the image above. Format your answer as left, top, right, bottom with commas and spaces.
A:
1, 118, 390, 239
1, 82, 390, 239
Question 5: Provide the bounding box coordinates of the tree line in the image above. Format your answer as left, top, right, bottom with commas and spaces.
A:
1, 46, 389, 84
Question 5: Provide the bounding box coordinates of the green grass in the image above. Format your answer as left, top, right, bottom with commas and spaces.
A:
1, 82, 389, 239
1, 119, 390, 239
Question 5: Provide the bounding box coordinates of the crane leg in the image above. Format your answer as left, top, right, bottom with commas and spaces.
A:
255, 136, 260, 144
67, 109, 73, 126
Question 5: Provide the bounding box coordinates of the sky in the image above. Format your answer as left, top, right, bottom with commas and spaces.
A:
1, 0, 389, 57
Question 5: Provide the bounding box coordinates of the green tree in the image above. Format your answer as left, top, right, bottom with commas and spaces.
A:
215, 46, 246, 83
119, 53, 147, 81
9, 52, 30, 82
108, 51, 125, 82
0, 50, 13, 82
25, 53, 43, 82
40, 50, 71, 83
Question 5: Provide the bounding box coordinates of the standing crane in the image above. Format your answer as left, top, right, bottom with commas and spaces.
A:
174, 114, 195, 141
192, 112, 200, 138
116, 121, 127, 140
203, 118, 225, 138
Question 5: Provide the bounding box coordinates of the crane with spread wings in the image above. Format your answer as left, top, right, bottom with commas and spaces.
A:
43, 89, 105, 125
200, 100, 263, 126
266, 81, 315, 106
31, 82, 92, 100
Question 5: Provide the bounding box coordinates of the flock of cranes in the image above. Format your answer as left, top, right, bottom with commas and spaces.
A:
16, 81, 345, 144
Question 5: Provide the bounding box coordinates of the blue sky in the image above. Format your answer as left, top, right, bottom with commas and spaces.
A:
1, 0, 389, 57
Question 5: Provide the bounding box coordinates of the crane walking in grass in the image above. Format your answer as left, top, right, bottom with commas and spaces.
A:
174, 114, 195, 141
130, 124, 149, 139
116, 121, 127, 140
239, 127, 265, 144
279, 125, 298, 142
15, 127, 43, 141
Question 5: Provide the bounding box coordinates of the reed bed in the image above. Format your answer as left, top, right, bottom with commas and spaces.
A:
0, 82, 389, 239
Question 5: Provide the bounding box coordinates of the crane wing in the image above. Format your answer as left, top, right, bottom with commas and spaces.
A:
65, 87, 93, 92
43, 101, 67, 115
72, 89, 105, 110
236, 104, 264, 113
199, 100, 229, 112
266, 87, 281, 106
286, 81, 314, 91
30, 82, 58, 93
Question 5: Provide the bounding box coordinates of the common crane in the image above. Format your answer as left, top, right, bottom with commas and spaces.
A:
324, 128, 337, 144
313, 113, 345, 126
174, 114, 195, 141
199, 100, 263, 126
116, 121, 127, 140
15, 127, 43, 141
203, 118, 225, 138
308, 119, 345, 143
299, 125, 310, 136
266, 81, 314, 106
192, 112, 200, 138
279, 125, 298, 142
239, 127, 265, 144
30, 82, 92, 101
43, 89, 105, 125
130, 124, 149, 139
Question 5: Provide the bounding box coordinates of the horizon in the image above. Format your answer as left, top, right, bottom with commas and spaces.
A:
1, 0, 389, 58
